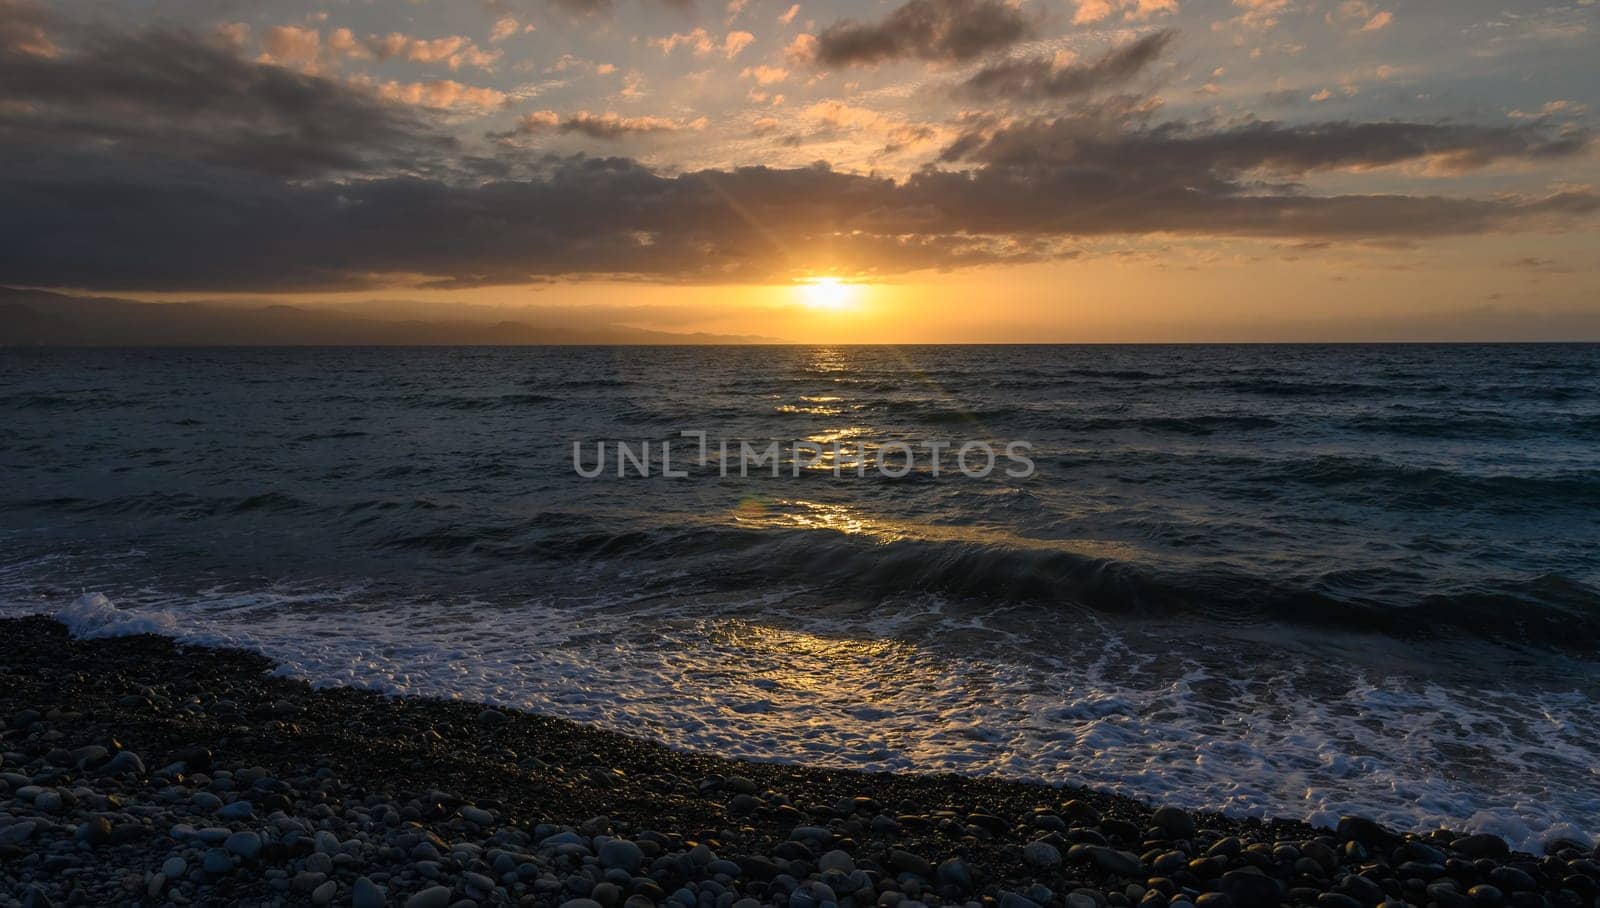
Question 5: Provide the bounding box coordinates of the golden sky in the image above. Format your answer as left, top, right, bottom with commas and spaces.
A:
2, 0, 1598, 341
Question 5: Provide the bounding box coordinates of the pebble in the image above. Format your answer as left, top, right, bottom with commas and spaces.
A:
0, 618, 1587, 908
202, 848, 234, 874
353, 876, 388, 908
937, 858, 973, 891
1468, 885, 1504, 904
1, 821, 39, 844
216, 800, 254, 820
1453, 834, 1511, 859
406, 886, 455, 908
1220, 871, 1281, 908
224, 829, 263, 860
1086, 846, 1144, 877
1334, 817, 1394, 848
101, 750, 145, 776
819, 849, 855, 874
888, 848, 934, 878
1151, 806, 1197, 839
1024, 841, 1063, 870
599, 838, 644, 873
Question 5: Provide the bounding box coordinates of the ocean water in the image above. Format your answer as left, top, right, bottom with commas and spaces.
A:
1, 345, 1597, 850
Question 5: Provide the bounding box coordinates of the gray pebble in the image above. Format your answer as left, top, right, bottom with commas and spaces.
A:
406, 886, 454, 908
353, 876, 388, 908
599, 838, 644, 873
224, 830, 262, 861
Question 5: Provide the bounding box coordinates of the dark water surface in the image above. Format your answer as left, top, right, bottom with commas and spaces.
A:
2, 345, 1597, 847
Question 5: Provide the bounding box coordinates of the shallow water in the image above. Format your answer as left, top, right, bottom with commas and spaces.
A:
2, 345, 1597, 850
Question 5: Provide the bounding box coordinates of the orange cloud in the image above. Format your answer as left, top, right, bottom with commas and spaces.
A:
371, 78, 508, 110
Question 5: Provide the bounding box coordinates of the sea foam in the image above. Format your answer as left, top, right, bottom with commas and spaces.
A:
7, 589, 1596, 856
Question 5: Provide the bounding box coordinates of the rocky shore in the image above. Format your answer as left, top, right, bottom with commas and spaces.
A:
1, 616, 1596, 908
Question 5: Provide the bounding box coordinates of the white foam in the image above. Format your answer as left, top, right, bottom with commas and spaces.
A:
56, 592, 180, 639
5, 588, 1597, 855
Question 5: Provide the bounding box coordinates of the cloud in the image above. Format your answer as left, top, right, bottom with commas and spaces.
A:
0, 19, 455, 178
1509, 100, 1589, 121
367, 32, 502, 70
1228, 0, 1293, 31
367, 78, 508, 110
779, 4, 801, 25
245, 25, 504, 73
1, 1, 1594, 293
259, 25, 323, 66
0, 0, 57, 58
5, 109, 1591, 292
489, 16, 525, 42
809, 0, 1036, 67
957, 29, 1175, 101
784, 33, 820, 64
1327, 2, 1392, 33
741, 65, 790, 85
940, 113, 1591, 178
650, 28, 754, 58
724, 30, 756, 58
1073, 0, 1179, 24
213, 22, 251, 52
497, 110, 708, 140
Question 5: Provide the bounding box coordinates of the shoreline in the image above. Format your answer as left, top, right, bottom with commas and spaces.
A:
2, 615, 1596, 908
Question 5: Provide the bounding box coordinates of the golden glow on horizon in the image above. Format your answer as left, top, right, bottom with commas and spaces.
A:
120, 230, 1600, 344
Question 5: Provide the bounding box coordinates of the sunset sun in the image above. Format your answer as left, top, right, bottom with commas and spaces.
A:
798, 277, 859, 311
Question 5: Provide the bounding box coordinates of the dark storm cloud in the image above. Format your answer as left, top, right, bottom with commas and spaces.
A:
0, 9, 453, 179
492, 111, 694, 141
0, 2, 1594, 292
3, 135, 1592, 292
810, 0, 1036, 67
957, 30, 1175, 101
941, 115, 1592, 176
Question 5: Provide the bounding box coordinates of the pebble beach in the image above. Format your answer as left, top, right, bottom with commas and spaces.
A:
2, 616, 1596, 908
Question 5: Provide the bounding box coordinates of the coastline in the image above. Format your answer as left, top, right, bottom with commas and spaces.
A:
2, 616, 1596, 908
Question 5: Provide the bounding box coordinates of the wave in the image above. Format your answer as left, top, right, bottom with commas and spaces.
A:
405, 393, 559, 410
426, 523, 1600, 651
1055, 414, 1280, 435
18, 588, 1598, 856
0, 392, 145, 411
1345, 412, 1600, 441
868, 400, 1023, 423
1255, 457, 1600, 511
12, 491, 316, 518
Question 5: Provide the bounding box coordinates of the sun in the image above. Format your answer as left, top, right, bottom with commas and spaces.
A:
798, 277, 859, 311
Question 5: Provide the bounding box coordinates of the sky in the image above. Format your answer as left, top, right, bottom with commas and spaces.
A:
1, 0, 1597, 342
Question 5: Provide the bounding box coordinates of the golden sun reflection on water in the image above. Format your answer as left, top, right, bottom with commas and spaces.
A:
724, 498, 1147, 562
701, 620, 927, 712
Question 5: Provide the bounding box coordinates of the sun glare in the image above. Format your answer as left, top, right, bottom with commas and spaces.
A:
799, 277, 858, 311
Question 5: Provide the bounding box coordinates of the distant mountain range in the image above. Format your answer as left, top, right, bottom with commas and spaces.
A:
0, 288, 783, 346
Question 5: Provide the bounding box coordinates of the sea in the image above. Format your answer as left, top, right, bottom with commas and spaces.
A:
1, 345, 1596, 851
